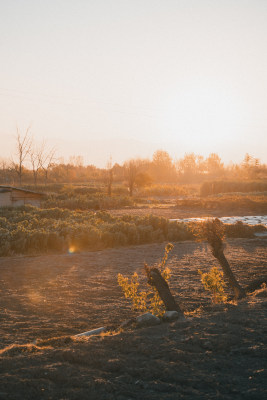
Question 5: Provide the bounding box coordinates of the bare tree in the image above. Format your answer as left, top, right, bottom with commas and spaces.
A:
124, 159, 147, 196
40, 147, 57, 185
69, 155, 84, 167
11, 126, 32, 186
30, 142, 45, 186
105, 156, 113, 197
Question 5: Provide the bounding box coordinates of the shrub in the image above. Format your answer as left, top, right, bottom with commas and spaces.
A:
225, 221, 255, 238
198, 267, 227, 303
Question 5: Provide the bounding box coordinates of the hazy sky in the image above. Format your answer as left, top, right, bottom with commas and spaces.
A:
1, 0, 267, 167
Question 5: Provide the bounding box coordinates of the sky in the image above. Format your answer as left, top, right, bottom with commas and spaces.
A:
0, 0, 267, 167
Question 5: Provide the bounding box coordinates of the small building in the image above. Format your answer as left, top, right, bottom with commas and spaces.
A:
0, 186, 45, 208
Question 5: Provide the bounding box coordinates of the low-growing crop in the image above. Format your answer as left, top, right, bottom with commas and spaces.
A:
0, 206, 265, 256
0, 206, 193, 256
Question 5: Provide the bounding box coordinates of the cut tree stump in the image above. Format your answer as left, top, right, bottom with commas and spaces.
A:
144, 264, 184, 316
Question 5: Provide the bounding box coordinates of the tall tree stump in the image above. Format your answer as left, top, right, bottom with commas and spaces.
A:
144, 264, 184, 316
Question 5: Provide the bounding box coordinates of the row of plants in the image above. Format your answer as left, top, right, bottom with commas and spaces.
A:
40, 184, 194, 211
175, 194, 267, 214
0, 206, 191, 256
137, 184, 197, 197
200, 180, 267, 196
23, 182, 197, 200
43, 193, 134, 211
0, 206, 265, 256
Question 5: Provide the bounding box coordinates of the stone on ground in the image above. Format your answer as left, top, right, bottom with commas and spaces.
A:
136, 312, 161, 327
162, 310, 181, 321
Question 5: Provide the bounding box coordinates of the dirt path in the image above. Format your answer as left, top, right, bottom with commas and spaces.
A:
0, 239, 266, 399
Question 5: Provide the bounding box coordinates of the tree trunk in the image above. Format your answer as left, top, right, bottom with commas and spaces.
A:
212, 248, 246, 299
145, 265, 184, 315
129, 183, 133, 197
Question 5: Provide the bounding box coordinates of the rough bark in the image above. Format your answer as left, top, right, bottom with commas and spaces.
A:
203, 219, 246, 300
144, 265, 184, 316
212, 247, 246, 299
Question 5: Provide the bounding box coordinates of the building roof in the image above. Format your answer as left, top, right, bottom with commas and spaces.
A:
0, 186, 45, 197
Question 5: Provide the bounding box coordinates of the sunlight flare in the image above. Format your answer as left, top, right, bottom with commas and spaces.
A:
68, 246, 76, 254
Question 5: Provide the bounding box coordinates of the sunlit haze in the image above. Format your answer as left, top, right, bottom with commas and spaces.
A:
1, 0, 267, 166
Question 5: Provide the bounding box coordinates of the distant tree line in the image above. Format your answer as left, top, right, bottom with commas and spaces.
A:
0, 128, 266, 193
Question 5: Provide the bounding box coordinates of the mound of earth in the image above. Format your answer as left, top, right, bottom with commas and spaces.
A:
0, 239, 266, 399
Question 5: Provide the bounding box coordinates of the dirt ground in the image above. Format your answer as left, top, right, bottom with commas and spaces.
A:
0, 238, 267, 399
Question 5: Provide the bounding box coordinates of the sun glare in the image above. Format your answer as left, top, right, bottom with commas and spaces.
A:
68, 246, 76, 254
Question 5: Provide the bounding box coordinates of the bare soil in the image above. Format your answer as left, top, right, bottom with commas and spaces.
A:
0, 238, 267, 399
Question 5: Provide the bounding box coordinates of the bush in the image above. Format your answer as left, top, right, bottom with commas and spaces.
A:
198, 267, 227, 303
225, 221, 266, 238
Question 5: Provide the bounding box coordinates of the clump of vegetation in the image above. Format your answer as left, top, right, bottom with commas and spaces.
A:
118, 243, 173, 316
225, 221, 255, 238
198, 267, 227, 303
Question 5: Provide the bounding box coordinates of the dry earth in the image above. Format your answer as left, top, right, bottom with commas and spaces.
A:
0, 239, 267, 399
